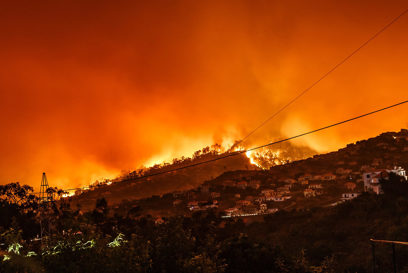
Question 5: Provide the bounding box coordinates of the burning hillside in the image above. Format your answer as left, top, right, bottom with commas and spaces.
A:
68, 140, 316, 209
245, 142, 317, 169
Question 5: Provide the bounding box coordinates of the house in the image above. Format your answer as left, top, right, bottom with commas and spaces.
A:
371, 158, 382, 167
265, 195, 279, 201
224, 207, 240, 217
210, 192, 221, 199
336, 168, 352, 175
248, 180, 261, 189
322, 173, 336, 181
255, 196, 266, 203
267, 208, 279, 214
261, 189, 275, 197
376, 142, 388, 148
298, 174, 313, 183
245, 195, 255, 202
173, 199, 183, 206
188, 205, 201, 211
284, 178, 297, 184
172, 191, 183, 198
203, 201, 219, 209
313, 175, 323, 180
187, 201, 199, 211
270, 196, 286, 202
309, 184, 322, 190
236, 200, 252, 207
271, 195, 291, 202
344, 182, 356, 191
277, 186, 290, 195
338, 174, 349, 180
389, 146, 399, 151
155, 217, 165, 225
304, 189, 316, 198
360, 165, 372, 172
221, 180, 235, 187
363, 167, 407, 194
243, 205, 258, 214
341, 193, 360, 201
236, 181, 248, 189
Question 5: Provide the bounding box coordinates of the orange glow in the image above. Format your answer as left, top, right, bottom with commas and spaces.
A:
246, 149, 283, 169
0, 1, 407, 190
245, 151, 263, 169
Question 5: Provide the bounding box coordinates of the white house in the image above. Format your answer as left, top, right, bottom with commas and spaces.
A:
304, 188, 316, 198
270, 196, 286, 202
224, 207, 240, 217
255, 196, 266, 203
341, 193, 360, 201
363, 167, 407, 194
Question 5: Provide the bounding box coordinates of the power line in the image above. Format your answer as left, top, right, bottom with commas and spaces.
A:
37, 8, 408, 195
232, 7, 408, 149
120, 99, 408, 181
42, 99, 407, 195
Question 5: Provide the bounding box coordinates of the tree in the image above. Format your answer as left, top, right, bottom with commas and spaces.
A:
0, 182, 38, 209
380, 173, 408, 197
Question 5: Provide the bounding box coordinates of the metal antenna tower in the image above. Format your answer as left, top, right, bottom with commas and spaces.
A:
39, 172, 53, 202
39, 172, 54, 244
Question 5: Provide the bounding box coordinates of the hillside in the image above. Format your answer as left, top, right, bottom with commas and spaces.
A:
2, 129, 408, 272
70, 129, 408, 212
70, 151, 258, 210
108, 129, 408, 217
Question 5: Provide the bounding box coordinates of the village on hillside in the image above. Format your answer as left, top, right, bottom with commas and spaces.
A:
67, 129, 408, 221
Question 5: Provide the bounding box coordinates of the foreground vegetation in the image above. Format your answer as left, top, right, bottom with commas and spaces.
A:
1, 174, 408, 272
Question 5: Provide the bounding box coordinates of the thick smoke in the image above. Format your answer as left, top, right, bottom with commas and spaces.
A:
0, 0, 407, 189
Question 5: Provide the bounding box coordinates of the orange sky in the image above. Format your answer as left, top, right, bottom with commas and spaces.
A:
1, 0, 407, 190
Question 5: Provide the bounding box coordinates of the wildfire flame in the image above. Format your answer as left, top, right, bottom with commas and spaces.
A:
61, 191, 75, 198
65, 139, 313, 198
245, 149, 286, 169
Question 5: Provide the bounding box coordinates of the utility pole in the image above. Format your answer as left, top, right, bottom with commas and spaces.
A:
370, 239, 406, 273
